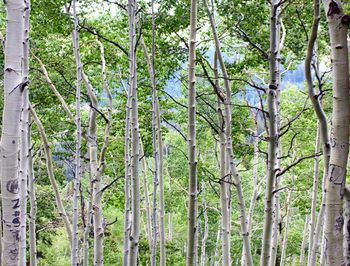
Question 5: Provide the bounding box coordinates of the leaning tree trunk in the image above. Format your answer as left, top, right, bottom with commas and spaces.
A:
29, 104, 72, 241
322, 1, 350, 265
305, 1, 332, 265
186, 0, 198, 265
128, 0, 141, 264
205, 1, 253, 264
71, 0, 83, 264
0, 0, 25, 264
19, 0, 30, 264
261, 1, 281, 265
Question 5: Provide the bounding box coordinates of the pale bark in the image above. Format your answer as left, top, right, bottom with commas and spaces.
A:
29, 104, 72, 242
308, 126, 320, 265
19, 0, 30, 264
322, 1, 350, 265
140, 141, 152, 249
141, 30, 166, 265
82, 177, 92, 266
306, 1, 331, 265
71, 0, 83, 263
186, 0, 198, 264
28, 124, 37, 266
200, 184, 209, 266
82, 72, 100, 265
128, 0, 141, 264
300, 216, 310, 266
261, 1, 281, 265
279, 189, 292, 266
31, 53, 74, 120
0, 0, 25, 264
205, 2, 253, 264
123, 71, 132, 266
213, 51, 230, 266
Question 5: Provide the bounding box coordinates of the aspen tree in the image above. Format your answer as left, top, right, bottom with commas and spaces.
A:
261, 1, 281, 265
322, 1, 350, 264
28, 125, 37, 266
19, 0, 30, 264
29, 104, 72, 242
0, 0, 25, 264
71, 0, 83, 263
186, 0, 198, 264
127, 0, 141, 264
205, 1, 253, 264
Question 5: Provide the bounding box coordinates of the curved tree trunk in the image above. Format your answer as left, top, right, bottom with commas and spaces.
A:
322, 1, 350, 265
0, 0, 25, 264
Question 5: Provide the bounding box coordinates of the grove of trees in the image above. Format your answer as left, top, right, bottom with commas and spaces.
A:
0, 0, 349, 265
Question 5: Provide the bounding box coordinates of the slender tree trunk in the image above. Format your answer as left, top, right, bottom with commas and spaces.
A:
30, 104, 72, 242
82, 176, 92, 266
0, 0, 25, 264
322, 1, 350, 265
82, 72, 101, 265
213, 51, 230, 266
128, 0, 141, 264
205, 2, 253, 264
242, 125, 260, 266
141, 27, 166, 265
200, 184, 209, 266
261, 1, 281, 265
28, 116, 37, 266
31, 53, 74, 120
308, 126, 320, 265
299, 216, 310, 266
123, 70, 132, 266
19, 0, 30, 264
140, 141, 152, 250
186, 0, 198, 265
71, 0, 83, 263
306, 1, 331, 265
279, 188, 292, 266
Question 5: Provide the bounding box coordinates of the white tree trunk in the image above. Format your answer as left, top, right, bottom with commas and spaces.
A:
261, 1, 281, 265
186, 0, 198, 265
0, 0, 25, 264
19, 0, 30, 264
205, 2, 253, 264
29, 104, 72, 242
128, 0, 141, 264
71, 0, 83, 264
28, 123, 37, 266
279, 189, 292, 266
200, 184, 209, 266
322, 1, 350, 265
300, 216, 310, 266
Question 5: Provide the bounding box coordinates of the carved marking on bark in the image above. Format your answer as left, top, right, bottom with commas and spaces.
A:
7, 179, 19, 194
329, 164, 345, 196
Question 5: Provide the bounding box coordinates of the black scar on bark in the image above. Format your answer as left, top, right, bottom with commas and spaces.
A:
327, 0, 341, 17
